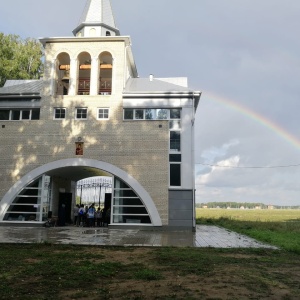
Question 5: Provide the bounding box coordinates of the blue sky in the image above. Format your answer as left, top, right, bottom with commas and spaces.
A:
1, 0, 300, 205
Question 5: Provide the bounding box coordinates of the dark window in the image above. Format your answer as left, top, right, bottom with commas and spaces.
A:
170, 164, 181, 186
21, 110, 30, 120
12, 110, 21, 120
55, 108, 66, 119
0, 110, 10, 120
31, 109, 40, 120
124, 109, 133, 120
135, 109, 144, 119
169, 154, 181, 162
170, 131, 181, 151
170, 109, 181, 119
76, 108, 87, 119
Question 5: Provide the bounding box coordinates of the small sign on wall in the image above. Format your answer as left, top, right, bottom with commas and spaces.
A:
75, 142, 84, 155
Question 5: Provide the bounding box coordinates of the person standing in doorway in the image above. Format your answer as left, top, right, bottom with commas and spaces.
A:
87, 203, 96, 227
73, 204, 79, 226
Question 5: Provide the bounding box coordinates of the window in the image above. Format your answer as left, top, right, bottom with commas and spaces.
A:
170, 131, 181, 152
76, 108, 87, 119
0, 109, 40, 121
170, 109, 181, 119
98, 108, 109, 120
54, 108, 66, 119
156, 109, 168, 120
113, 177, 151, 224
135, 109, 144, 120
124, 109, 134, 120
170, 164, 181, 187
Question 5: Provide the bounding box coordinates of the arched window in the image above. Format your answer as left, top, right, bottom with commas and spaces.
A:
56, 53, 70, 96
89, 28, 96, 37
78, 52, 92, 95
99, 52, 113, 95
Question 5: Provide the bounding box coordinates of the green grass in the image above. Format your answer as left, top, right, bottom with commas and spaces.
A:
196, 208, 300, 254
0, 244, 299, 299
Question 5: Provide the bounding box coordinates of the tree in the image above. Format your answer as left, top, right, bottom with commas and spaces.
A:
0, 33, 43, 87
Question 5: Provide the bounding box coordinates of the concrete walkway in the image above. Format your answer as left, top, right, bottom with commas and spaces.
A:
0, 225, 277, 249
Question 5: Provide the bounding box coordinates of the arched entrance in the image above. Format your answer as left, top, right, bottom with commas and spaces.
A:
0, 159, 162, 226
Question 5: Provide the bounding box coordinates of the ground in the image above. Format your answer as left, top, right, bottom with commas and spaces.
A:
0, 244, 299, 299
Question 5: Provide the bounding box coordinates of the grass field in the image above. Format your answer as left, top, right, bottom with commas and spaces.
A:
0, 244, 299, 299
196, 208, 300, 254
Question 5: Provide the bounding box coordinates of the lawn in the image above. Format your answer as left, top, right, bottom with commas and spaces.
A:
196, 208, 300, 254
0, 244, 299, 299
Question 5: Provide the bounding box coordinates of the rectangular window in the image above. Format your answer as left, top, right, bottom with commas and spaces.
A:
54, 108, 66, 119
169, 120, 181, 130
11, 110, 21, 120
170, 164, 181, 186
170, 131, 181, 152
0, 109, 40, 121
145, 109, 156, 120
31, 109, 40, 120
170, 108, 181, 119
156, 109, 168, 120
21, 110, 30, 120
76, 108, 87, 119
169, 154, 181, 162
98, 108, 109, 119
0, 110, 10, 120
135, 109, 144, 120
124, 108, 134, 120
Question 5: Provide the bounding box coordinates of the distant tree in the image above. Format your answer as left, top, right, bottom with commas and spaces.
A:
0, 33, 43, 87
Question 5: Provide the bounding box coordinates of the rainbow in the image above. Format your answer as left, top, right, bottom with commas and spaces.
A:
202, 90, 300, 151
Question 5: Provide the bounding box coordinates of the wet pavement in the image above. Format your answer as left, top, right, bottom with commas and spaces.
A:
0, 225, 278, 249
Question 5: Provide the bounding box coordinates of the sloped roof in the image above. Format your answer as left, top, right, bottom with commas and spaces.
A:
73, 0, 119, 36
124, 77, 194, 94
0, 80, 42, 96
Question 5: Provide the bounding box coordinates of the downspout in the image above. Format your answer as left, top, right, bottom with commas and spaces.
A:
192, 93, 196, 231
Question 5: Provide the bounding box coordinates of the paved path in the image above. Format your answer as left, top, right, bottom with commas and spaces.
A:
0, 225, 277, 249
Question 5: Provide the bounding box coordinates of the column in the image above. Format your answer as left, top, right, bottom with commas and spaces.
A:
69, 58, 78, 96
90, 57, 99, 95
50, 59, 56, 96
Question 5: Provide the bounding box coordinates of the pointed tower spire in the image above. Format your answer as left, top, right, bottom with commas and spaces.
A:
73, 0, 120, 37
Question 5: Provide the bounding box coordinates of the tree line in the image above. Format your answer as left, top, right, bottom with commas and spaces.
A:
0, 33, 43, 87
196, 202, 300, 209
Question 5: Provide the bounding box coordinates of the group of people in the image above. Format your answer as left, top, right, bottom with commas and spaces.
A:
73, 203, 111, 227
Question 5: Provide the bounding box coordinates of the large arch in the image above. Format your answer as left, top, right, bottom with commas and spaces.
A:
0, 159, 162, 226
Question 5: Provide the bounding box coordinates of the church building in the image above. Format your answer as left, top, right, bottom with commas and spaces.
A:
0, 0, 201, 230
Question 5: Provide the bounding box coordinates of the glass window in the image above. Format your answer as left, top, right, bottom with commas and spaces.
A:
145, 109, 156, 120
31, 109, 40, 120
54, 108, 66, 119
21, 110, 30, 120
157, 109, 168, 120
76, 108, 87, 119
124, 109, 133, 120
170, 164, 181, 186
11, 110, 21, 120
170, 109, 181, 119
135, 109, 144, 120
169, 154, 181, 162
0, 110, 9, 120
170, 131, 181, 152
98, 108, 109, 119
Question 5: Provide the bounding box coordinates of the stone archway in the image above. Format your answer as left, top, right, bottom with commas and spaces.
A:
0, 159, 162, 226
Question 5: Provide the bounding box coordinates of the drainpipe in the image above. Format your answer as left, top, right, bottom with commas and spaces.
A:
192, 93, 196, 231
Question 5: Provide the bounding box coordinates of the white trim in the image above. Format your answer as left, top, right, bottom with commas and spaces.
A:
0, 159, 162, 226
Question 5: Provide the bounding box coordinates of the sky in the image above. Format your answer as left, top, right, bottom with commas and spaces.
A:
1, 0, 299, 206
